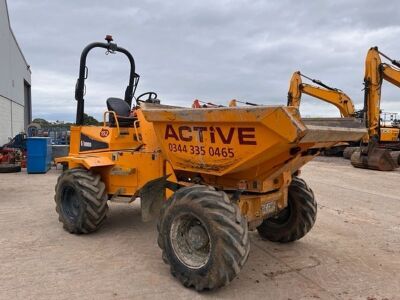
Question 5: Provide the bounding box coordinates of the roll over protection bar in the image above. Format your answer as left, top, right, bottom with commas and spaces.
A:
74, 35, 139, 125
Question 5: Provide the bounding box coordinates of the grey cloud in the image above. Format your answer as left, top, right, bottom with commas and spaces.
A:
7, 0, 400, 121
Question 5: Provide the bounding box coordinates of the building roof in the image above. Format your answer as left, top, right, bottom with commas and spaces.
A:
4, 0, 31, 73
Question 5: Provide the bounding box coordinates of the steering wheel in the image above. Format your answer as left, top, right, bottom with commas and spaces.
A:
136, 92, 158, 103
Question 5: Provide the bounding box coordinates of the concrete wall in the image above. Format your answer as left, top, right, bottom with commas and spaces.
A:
0, 0, 31, 144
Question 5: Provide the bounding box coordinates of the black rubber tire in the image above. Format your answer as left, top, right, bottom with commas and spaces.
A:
54, 168, 108, 234
62, 163, 68, 172
343, 146, 359, 159
0, 164, 21, 173
157, 185, 250, 291
321, 146, 345, 157
257, 177, 317, 243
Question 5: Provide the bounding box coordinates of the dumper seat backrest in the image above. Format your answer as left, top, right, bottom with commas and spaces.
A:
106, 97, 136, 127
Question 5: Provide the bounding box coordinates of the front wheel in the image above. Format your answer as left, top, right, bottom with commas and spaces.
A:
54, 168, 108, 234
157, 185, 250, 291
257, 177, 317, 243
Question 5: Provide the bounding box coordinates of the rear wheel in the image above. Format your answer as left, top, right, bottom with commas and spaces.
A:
157, 185, 250, 291
257, 177, 317, 243
54, 168, 108, 234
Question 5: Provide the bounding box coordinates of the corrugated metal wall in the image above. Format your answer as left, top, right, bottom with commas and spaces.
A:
0, 0, 31, 144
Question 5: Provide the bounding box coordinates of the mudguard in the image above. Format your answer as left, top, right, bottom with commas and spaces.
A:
55, 155, 114, 170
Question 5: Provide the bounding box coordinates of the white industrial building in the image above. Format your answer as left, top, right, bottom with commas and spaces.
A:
0, 0, 31, 145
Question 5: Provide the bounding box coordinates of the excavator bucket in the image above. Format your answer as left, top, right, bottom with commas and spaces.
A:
390, 151, 400, 165
351, 146, 398, 171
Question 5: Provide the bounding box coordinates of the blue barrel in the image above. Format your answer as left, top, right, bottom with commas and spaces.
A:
27, 137, 52, 174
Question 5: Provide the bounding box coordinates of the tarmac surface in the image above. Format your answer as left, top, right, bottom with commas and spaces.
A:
0, 157, 399, 300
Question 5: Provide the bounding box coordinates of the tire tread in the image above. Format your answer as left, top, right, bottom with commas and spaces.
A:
158, 185, 250, 291
54, 168, 108, 234
257, 177, 317, 243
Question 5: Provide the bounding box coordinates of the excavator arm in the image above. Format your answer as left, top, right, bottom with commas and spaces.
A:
287, 71, 356, 117
381, 64, 400, 88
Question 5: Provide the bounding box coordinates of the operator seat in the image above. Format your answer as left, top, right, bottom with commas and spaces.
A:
106, 97, 136, 127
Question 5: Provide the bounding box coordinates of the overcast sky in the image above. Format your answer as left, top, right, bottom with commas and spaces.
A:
7, 0, 400, 122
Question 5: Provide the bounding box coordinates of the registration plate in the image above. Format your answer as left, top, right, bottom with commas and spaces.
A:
261, 201, 277, 217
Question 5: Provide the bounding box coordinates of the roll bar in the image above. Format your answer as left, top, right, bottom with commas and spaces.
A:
74, 35, 139, 125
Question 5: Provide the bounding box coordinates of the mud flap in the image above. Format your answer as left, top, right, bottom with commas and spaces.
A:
139, 175, 180, 222
351, 138, 398, 171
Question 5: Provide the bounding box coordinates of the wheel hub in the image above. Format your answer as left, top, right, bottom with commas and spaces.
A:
61, 186, 81, 222
170, 213, 211, 269
187, 225, 209, 250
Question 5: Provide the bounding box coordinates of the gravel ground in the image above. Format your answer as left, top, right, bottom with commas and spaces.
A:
0, 157, 399, 300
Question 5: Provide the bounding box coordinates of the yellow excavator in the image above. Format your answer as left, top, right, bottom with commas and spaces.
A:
351, 47, 400, 170
287, 52, 400, 171
287, 70, 400, 145
287, 71, 365, 156
287, 71, 357, 118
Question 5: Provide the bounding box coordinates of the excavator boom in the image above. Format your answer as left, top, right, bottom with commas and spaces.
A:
287, 71, 302, 108
363, 47, 382, 138
287, 71, 356, 117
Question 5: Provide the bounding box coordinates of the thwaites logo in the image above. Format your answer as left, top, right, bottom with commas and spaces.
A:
100, 128, 110, 138
80, 134, 109, 151
164, 124, 257, 145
